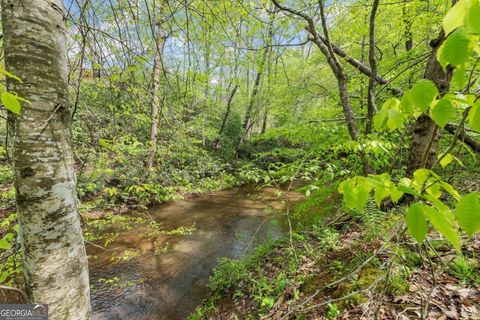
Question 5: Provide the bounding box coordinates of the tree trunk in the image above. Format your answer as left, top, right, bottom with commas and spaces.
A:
365, 0, 380, 134
403, 0, 413, 52
242, 70, 263, 138
237, 8, 275, 151
2, 1, 92, 319
337, 76, 359, 140
146, 17, 165, 172
215, 84, 238, 149
261, 109, 268, 134
406, 31, 452, 177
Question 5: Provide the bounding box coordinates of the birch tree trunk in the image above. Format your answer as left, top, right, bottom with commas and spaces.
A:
146, 16, 166, 172
2, 1, 92, 319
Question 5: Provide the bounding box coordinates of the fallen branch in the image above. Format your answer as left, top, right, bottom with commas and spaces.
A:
0, 285, 28, 302
444, 123, 480, 154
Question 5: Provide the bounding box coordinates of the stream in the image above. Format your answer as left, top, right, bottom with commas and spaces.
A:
88, 184, 305, 320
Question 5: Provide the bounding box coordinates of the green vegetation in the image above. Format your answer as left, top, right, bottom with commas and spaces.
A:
1, 0, 479, 318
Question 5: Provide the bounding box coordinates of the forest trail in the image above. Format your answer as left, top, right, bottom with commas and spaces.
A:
88, 185, 304, 320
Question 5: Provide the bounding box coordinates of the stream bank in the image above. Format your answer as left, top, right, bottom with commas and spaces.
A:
87, 184, 305, 320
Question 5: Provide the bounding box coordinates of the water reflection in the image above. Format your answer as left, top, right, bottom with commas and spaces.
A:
90, 185, 303, 319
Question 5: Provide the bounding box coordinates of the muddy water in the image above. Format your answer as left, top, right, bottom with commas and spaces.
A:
88, 185, 304, 320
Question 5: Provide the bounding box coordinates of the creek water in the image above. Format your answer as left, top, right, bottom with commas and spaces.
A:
88, 184, 305, 320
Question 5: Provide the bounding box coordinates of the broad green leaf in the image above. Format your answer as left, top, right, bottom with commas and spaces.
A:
410, 80, 438, 110
374, 109, 388, 131
0, 271, 7, 283
387, 109, 404, 131
438, 27, 472, 68
1, 92, 21, 114
399, 91, 414, 115
413, 169, 430, 185
397, 177, 419, 196
0, 67, 22, 83
443, 0, 467, 35
366, 174, 394, 207
430, 98, 455, 128
338, 178, 372, 210
422, 205, 461, 251
426, 182, 442, 199
424, 194, 452, 213
468, 100, 480, 132
382, 98, 400, 110
390, 188, 404, 203
439, 153, 454, 168
465, 0, 480, 34
452, 64, 466, 91
406, 204, 428, 243
455, 192, 480, 236
438, 153, 464, 169
0, 238, 11, 250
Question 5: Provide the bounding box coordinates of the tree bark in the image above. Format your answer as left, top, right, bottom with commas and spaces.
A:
366, 0, 380, 134
2, 1, 92, 319
402, 0, 413, 52
406, 32, 453, 177
242, 69, 264, 138
215, 83, 238, 149
261, 109, 268, 134
146, 16, 166, 172
445, 124, 480, 154
237, 8, 275, 150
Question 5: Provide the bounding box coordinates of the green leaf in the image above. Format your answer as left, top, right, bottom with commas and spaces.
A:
1, 92, 22, 114
424, 194, 452, 213
390, 188, 404, 203
413, 169, 430, 185
465, 0, 480, 34
399, 91, 414, 115
468, 100, 480, 132
455, 192, 480, 236
406, 204, 428, 243
410, 80, 438, 111
0, 67, 22, 83
0, 271, 7, 283
426, 182, 442, 199
338, 177, 372, 210
452, 64, 466, 91
0, 238, 11, 250
387, 109, 404, 131
443, 0, 467, 35
366, 174, 394, 207
439, 153, 454, 168
383, 98, 400, 110
397, 177, 419, 196
422, 205, 461, 251
438, 27, 472, 68
430, 98, 455, 128
374, 109, 388, 131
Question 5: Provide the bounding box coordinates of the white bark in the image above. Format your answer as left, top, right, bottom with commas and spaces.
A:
2, 1, 92, 319
147, 16, 166, 171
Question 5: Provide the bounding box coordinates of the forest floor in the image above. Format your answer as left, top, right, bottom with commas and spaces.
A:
191, 190, 480, 320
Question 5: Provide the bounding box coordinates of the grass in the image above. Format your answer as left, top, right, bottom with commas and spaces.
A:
448, 255, 480, 285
